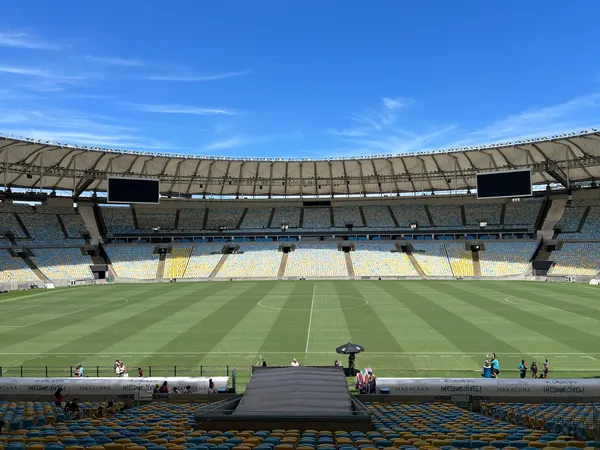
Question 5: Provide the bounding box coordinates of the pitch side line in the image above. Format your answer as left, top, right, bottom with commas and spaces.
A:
305, 284, 316, 353
0, 351, 598, 356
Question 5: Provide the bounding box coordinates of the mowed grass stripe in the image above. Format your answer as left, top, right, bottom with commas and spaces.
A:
546, 282, 600, 301
465, 283, 600, 342
432, 282, 594, 353
402, 283, 544, 354
0, 285, 168, 352
145, 282, 277, 364
333, 281, 413, 368
207, 282, 298, 358
362, 282, 476, 370
93, 283, 259, 359
506, 283, 600, 314
259, 282, 314, 354
4, 284, 222, 363
306, 282, 352, 355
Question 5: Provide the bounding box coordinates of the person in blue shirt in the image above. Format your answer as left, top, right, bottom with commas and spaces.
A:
491, 353, 500, 378
518, 360, 527, 379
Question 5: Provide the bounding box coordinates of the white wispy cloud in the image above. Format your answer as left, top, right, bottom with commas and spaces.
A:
449, 93, 600, 148
0, 66, 51, 77
144, 69, 252, 82
0, 32, 63, 50
124, 102, 241, 116
0, 65, 96, 92
382, 97, 408, 111
201, 132, 302, 153
85, 55, 145, 67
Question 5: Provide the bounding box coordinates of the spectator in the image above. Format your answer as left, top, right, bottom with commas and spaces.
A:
153, 384, 160, 394
183, 385, 192, 394
114, 360, 121, 377
208, 378, 217, 394
54, 388, 64, 407
491, 353, 500, 378
106, 401, 116, 415
531, 361, 539, 378
64, 398, 82, 420
172, 386, 180, 394
518, 360, 527, 379
368, 371, 376, 394
543, 358, 550, 378
291, 358, 300, 367
159, 381, 169, 393
138, 367, 143, 377
262, 360, 267, 367
120, 361, 128, 377
334, 360, 340, 367
75, 364, 84, 378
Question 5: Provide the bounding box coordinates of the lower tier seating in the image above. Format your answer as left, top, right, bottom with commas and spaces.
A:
105, 246, 159, 279
548, 242, 600, 277
216, 244, 282, 278
31, 248, 93, 280
445, 242, 474, 277
0, 250, 37, 283
479, 242, 538, 276
411, 243, 453, 277
351, 243, 418, 277
182, 245, 223, 278
285, 244, 347, 277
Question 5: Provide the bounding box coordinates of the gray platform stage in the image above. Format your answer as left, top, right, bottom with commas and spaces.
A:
194, 366, 371, 432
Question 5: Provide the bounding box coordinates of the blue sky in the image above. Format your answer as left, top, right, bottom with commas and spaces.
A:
0, 1, 599, 159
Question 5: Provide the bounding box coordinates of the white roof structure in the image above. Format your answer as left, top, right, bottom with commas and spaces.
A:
1, 129, 599, 197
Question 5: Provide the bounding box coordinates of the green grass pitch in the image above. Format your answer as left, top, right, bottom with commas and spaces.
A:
0, 280, 599, 387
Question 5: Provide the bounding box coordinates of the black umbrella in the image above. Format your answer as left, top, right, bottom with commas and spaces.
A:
336, 342, 364, 355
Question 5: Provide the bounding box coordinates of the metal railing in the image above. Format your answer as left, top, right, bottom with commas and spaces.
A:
0, 365, 232, 378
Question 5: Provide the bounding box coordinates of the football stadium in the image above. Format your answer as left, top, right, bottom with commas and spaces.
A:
1, 129, 600, 441
2, 1, 600, 447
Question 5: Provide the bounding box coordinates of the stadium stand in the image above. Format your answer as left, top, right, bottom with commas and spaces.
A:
240, 207, 271, 229
351, 243, 418, 277
428, 204, 463, 227
561, 205, 600, 239
464, 203, 502, 225
390, 204, 430, 228
165, 246, 193, 278
285, 243, 347, 277
362, 205, 395, 228
136, 210, 176, 230
0, 212, 26, 237
411, 243, 453, 276
100, 206, 136, 234
181, 244, 223, 278
333, 206, 363, 228
504, 198, 543, 228
60, 213, 87, 238
178, 208, 205, 230
31, 248, 93, 280
302, 208, 331, 228
105, 246, 159, 279
216, 243, 282, 278
556, 206, 587, 234
19, 212, 70, 243
206, 209, 244, 230
479, 241, 539, 276
270, 206, 301, 228
445, 242, 474, 276
548, 242, 600, 277
481, 402, 595, 442
0, 249, 37, 282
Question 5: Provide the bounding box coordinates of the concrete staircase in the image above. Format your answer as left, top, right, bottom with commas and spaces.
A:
156, 253, 166, 280
21, 255, 50, 283
78, 205, 102, 244
210, 254, 228, 278
278, 252, 288, 277
472, 251, 481, 277
344, 252, 355, 277
540, 198, 567, 240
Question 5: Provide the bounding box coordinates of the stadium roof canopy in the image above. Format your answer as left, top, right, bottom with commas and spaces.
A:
1, 129, 599, 197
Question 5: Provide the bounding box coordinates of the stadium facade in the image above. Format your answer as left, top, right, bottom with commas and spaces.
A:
0, 130, 599, 290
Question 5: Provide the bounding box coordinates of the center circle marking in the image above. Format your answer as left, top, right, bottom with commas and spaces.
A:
258, 294, 369, 312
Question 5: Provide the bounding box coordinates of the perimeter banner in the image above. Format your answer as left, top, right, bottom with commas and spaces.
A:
376, 378, 597, 397
0, 377, 229, 400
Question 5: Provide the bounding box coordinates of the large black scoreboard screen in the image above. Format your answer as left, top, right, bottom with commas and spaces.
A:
476, 169, 532, 199
107, 177, 160, 204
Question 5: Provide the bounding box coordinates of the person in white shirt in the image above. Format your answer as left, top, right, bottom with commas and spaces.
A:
291, 359, 300, 367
